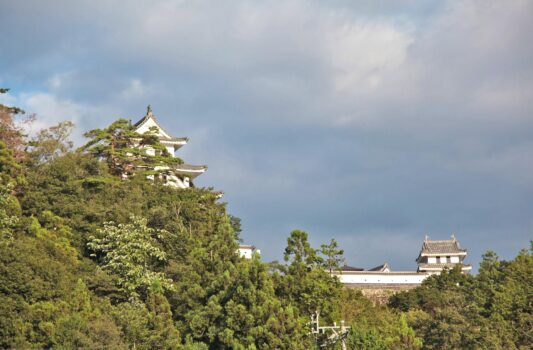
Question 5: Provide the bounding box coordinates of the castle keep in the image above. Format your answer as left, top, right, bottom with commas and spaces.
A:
133, 106, 207, 189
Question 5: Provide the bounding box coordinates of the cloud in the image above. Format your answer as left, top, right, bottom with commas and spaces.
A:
0, 0, 532, 269
16, 92, 89, 142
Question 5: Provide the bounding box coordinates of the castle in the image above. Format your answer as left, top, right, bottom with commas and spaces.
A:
132, 107, 257, 258
132, 106, 207, 189
130, 110, 470, 269
332, 235, 471, 302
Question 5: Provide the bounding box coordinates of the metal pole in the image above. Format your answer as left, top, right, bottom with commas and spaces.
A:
341, 320, 347, 350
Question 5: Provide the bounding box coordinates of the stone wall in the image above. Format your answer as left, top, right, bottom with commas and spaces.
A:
344, 283, 420, 305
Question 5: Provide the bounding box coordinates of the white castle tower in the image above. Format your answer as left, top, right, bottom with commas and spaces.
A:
133, 106, 207, 188
416, 235, 472, 274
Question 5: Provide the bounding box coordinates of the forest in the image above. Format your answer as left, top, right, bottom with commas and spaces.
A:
1, 88, 531, 349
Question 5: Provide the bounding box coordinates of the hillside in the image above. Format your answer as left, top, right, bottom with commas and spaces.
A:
1, 96, 531, 349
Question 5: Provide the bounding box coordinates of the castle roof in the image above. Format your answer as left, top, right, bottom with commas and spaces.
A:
340, 264, 364, 272
134, 106, 188, 146
368, 263, 390, 272
174, 164, 208, 178
418, 236, 466, 256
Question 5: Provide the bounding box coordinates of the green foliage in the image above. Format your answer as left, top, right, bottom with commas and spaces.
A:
1, 88, 29, 161
88, 216, 173, 300
320, 238, 344, 273
1, 113, 531, 349
82, 118, 182, 177
218, 258, 306, 349
146, 285, 182, 349
284, 229, 322, 266
0, 88, 24, 114
276, 229, 343, 348
340, 289, 422, 350
27, 121, 75, 165
389, 248, 532, 349
0, 140, 21, 184
0, 182, 19, 234
346, 327, 387, 350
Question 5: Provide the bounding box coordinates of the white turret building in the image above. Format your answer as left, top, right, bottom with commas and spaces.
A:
416, 235, 472, 273
133, 106, 207, 189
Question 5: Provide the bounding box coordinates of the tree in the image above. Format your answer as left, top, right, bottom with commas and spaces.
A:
0, 142, 21, 237
0, 182, 18, 235
0, 141, 21, 185
87, 216, 173, 300
340, 289, 421, 350
51, 280, 127, 349
319, 238, 344, 274
346, 327, 387, 350
284, 229, 322, 267
389, 247, 533, 350
82, 118, 181, 177
146, 283, 181, 349
277, 230, 342, 341
218, 258, 306, 349
28, 121, 75, 164
0, 88, 31, 161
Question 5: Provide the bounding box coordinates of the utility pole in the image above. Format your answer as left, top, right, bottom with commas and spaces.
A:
310, 312, 349, 349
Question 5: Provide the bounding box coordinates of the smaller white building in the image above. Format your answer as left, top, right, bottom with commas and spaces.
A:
416, 235, 472, 273
238, 244, 260, 259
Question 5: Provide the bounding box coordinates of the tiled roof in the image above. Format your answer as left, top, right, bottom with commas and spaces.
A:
340, 264, 364, 272
134, 115, 149, 127
160, 136, 188, 142
420, 238, 466, 255
175, 164, 208, 171
174, 164, 208, 178
368, 263, 390, 272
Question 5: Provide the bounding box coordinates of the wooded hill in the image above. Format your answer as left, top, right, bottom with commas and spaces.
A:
1, 90, 531, 349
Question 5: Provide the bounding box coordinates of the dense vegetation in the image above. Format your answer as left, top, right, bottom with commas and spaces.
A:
1, 90, 531, 349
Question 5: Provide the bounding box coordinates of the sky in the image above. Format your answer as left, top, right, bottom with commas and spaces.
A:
1, 0, 532, 271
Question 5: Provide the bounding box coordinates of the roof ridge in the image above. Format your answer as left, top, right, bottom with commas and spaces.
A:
133, 107, 174, 139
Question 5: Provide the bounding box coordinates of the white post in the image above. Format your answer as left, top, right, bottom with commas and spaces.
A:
341, 320, 347, 350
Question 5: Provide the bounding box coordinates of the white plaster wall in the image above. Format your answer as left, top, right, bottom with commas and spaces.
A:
428, 257, 437, 264
166, 146, 175, 156
136, 118, 171, 138
238, 248, 254, 259
335, 273, 430, 284
164, 174, 189, 189
439, 256, 447, 263
450, 256, 459, 263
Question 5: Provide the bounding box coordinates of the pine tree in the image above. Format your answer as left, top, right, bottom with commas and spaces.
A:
146, 283, 181, 349
82, 118, 182, 177
319, 238, 344, 274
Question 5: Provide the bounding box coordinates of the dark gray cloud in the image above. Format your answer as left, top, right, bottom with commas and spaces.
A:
1, 0, 532, 271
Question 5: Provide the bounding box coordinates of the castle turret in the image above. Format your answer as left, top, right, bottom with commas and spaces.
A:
416, 235, 472, 273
